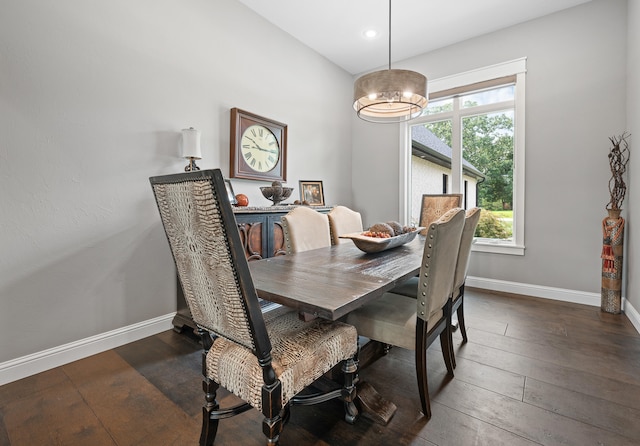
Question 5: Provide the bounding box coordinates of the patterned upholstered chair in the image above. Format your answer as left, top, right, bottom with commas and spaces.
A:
150, 169, 359, 446
419, 194, 462, 234
327, 205, 364, 245
390, 207, 481, 367
346, 208, 465, 418
281, 206, 332, 254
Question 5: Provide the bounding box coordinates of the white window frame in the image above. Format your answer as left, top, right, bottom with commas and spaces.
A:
399, 58, 526, 255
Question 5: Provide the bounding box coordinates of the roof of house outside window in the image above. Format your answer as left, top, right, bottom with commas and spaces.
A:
411, 126, 485, 180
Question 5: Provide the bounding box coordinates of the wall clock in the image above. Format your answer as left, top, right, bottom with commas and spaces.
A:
230, 108, 287, 181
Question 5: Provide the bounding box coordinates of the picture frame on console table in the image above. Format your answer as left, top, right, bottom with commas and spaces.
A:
299, 180, 324, 206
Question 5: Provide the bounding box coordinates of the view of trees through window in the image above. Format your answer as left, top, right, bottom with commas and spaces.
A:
419, 86, 515, 239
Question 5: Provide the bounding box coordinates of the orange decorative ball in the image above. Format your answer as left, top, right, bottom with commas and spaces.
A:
235, 194, 249, 207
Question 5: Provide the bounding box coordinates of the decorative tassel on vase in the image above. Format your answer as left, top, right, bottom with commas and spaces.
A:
600, 243, 615, 273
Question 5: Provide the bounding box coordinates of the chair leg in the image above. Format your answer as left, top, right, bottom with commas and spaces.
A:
440, 300, 455, 376
457, 297, 468, 343
199, 377, 220, 446
415, 319, 431, 418
449, 300, 458, 369
341, 356, 359, 424
447, 315, 456, 369
262, 416, 283, 444
261, 380, 284, 445
440, 332, 454, 376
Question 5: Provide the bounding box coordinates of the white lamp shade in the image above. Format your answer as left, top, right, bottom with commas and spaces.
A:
181, 127, 202, 159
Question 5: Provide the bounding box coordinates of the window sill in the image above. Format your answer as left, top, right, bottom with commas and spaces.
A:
472, 240, 525, 256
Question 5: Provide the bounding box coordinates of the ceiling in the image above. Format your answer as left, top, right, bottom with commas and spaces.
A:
237, 0, 592, 75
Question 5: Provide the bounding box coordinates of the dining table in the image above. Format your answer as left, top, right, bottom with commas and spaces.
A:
249, 234, 426, 320
248, 234, 427, 424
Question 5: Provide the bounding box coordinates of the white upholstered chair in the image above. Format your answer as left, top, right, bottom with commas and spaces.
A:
390, 207, 481, 367
281, 206, 332, 254
449, 207, 481, 346
328, 205, 364, 245
346, 208, 465, 418
150, 169, 359, 445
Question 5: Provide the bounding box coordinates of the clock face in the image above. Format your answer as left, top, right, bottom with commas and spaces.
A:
240, 125, 280, 173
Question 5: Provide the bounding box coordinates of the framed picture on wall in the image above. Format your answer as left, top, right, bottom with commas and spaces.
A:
299, 180, 324, 206
224, 179, 238, 205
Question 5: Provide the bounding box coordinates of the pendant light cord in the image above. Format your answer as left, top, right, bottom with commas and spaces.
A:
388, 0, 392, 70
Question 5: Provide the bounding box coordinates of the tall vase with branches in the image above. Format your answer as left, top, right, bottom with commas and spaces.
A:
601, 132, 630, 314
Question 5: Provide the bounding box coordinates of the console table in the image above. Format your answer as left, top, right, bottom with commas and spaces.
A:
172, 205, 333, 332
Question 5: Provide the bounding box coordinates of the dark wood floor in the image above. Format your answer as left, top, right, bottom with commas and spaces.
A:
2, 288, 639, 445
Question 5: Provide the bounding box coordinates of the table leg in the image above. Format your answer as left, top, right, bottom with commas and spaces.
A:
355, 339, 397, 425
356, 381, 397, 425
322, 339, 398, 425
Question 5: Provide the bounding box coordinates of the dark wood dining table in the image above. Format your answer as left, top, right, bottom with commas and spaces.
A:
248, 235, 427, 425
249, 235, 426, 321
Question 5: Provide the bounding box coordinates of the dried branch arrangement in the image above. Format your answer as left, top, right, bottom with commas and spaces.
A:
606, 132, 630, 211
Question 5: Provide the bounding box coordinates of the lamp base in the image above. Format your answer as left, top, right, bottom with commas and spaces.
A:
184, 158, 200, 172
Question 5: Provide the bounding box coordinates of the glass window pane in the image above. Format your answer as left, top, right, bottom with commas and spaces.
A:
461, 85, 514, 108
424, 120, 452, 147
410, 121, 453, 226
422, 98, 453, 115
462, 110, 514, 239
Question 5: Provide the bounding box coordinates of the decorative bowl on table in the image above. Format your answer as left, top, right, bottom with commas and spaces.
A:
260, 181, 293, 206
339, 227, 424, 253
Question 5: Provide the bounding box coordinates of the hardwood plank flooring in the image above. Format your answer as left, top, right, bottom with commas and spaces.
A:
1, 288, 639, 445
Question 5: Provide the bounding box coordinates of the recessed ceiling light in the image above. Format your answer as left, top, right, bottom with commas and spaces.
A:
363, 29, 378, 39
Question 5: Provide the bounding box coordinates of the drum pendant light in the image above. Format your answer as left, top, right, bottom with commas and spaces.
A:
353, 0, 428, 123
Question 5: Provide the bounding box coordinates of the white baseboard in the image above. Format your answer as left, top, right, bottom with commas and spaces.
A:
0, 313, 175, 386
625, 300, 640, 334
466, 276, 639, 334
466, 276, 602, 306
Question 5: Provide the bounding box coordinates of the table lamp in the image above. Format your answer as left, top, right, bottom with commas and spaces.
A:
182, 127, 201, 171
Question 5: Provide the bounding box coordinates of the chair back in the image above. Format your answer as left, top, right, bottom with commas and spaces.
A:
150, 169, 271, 359
417, 208, 465, 322
282, 206, 332, 254
419, 194, 462, 234
328, 206, 363, 245
453, 207, 482, 292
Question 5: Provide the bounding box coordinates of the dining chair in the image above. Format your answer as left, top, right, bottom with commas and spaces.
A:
281, 206, 332, 254
345, 208, 465, 418
449, 207, 481, 346
390, 207, 482, 367
149, 169, 359, 446
327, 205, 364, 245
419, 194, 463, 234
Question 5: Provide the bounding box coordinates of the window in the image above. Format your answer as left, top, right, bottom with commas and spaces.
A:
464, 180, 468, 209
401, 58, 526, 255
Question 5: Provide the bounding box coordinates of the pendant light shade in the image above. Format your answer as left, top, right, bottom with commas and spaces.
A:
353, 69, 427, 122
353, 0, 428, 123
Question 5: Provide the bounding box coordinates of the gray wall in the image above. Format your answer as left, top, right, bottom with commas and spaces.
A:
0, 0, 353, 363
627, 0, 639, 312
353, 0, 630, 295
